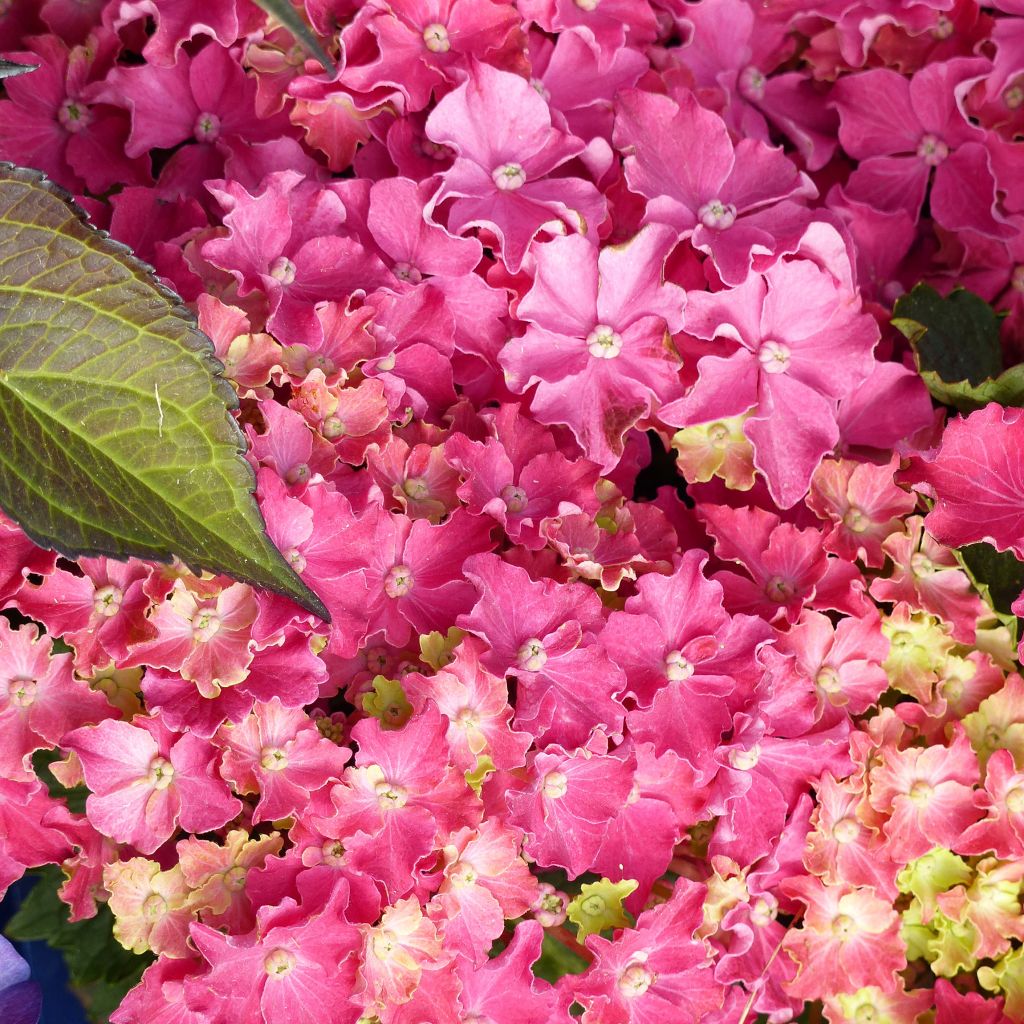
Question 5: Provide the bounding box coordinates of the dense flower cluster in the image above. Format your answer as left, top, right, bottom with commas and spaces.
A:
1, 0, 1024, 1022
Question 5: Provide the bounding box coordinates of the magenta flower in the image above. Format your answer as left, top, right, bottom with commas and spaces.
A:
64, 714, 241, 855
501, 226, 685, 472
833, 57, 1014, 238
424, 60, 607, 272
613, 88, 817, 284
662, 256, 879, 507
460, 553, 626, 748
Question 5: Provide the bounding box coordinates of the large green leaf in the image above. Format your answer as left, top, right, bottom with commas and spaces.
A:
0, 165, 328, 619
891, 283, 1022, 411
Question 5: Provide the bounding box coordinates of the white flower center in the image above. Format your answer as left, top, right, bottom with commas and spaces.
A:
516, 638, 547, 671
10, 677, 36, 708
374, 779, 408, 809
758, 340, 791, 374
264, 948, 296, 977
492, 163, 526, 191
501, 483, 528, 513
269, 256, 296, 285
148, 756, 175, 790
191, 609, 221, 642
729, 744, 761, 770
664, 650, 694, 681
384, 564, 414, 598
618, 963, 654, 997
586, 324, 623, 359
739, 65, 766, 101
542, 771, 568, 799
392, 261, 423, 284
917, 133, 948, 166
260, 746, 289, 772
93, 584, 124, 618
58, 98, 93, 134
422, 23, 450, 52
193, 111, 221, 142
697, 198, 738, 230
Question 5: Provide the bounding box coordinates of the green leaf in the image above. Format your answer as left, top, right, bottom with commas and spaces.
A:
251, 0, 336, 74
892, 283, 1021, 411
32, 748, 88, 814
0, 58, 39, 79
532, 934, 590, 984
958, 542, 1024, 618
0, 165, 328, 620
6, 867, 152, 998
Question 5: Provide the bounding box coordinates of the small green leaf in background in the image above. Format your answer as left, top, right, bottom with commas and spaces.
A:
0, 165, 328, 620
532, 933, 591, 984
0, 59, 39, 79
958, 543, 1024, 618
251, 0, 336, 74
892, 283, 1023, 411
5, 866, 151, 1024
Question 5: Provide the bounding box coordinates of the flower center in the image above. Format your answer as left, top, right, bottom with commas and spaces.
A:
764, 576, 795, 602
586, 324, 623, 359
697, 198, 738, 230
284, 547, 307, 574
516, 638, 548, 672
707, 422, 731, 449
148, 756, 175, 790
286, 462, 311, 485
403, 477, 430, 500
729, 744, 761, 770
422, 23, 450, 52
193, 111, 221, 142
1006, 787, 1024, 814
260, 746, 289, 772
1005, 80, 1024, 110
542, 771, 568, 799
492, 163, 526, 191
931, 14, 953, 38
374, 779, 408, 808
618, 963, 654, 997
832, 817, 860, 844
1012, 265, 1024, 293
58, 98, 93, 133
264, 948, 296, 977
93, 584, 124, 617
816, 666, 842, 694
269, 255, 297, 285
224, 865, 247, 891
575, 0, 601, 10
832, 913, 855, 937
321, 840, 345, 866
908, 780, 933, 807
142, 892, 167, 918
384, 564, 414, 598
910, 551, 935, 576
191, 610, 221, 643
842, 506, 869, 532
9, 677, 36, 708
917, 133, 948, 166
758, 339, 791, 374
739, 65, 766, 101
664, 650, 694, 681
392, 261, 423, 284
501, 483, 528, 513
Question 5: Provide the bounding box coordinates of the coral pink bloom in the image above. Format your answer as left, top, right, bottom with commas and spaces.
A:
460, 554, 626, 747
777, 609, 889, 716
188, 880, 362, 1024
317, 703, 480, 900
781, 877, 906, 1002
613, 88, 816, 284
520, 0, 658, 52
95, 42, 292, 196
14, 556, 154, 674
445, 404, 602, 549
699, 505, 829, 624
501, 226, 684, 472
662, 258, 878, 507
505, 745, 633, 877
64, 714, 241, 855
959, 749, 1024, 858
0, 619, 110, 780
217, 698, 350, 824
454, 921, 563, 1023
833, 58, 1013, 238
424, 61, 606, 273
573, 879, 722, 1024
919, 403, 1024, 559
601, 549, 768, 707
123, 579, 257, 696
433, 819, 538, 964
869, 517, 986, 642
0, 512, 54, 604
808, 456, 917, 567
868, 725, 981, 862
0, 34, 148, 194
0, 777, 73, 899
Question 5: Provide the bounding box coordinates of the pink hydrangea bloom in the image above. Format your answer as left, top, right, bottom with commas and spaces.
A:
662, 257, 879, 507
573, 879, 723, 1024
424, 61, 606, 272
217, 698, 350, 824
501, 226, 684, 471
64, 714, 241, 855
0, 618, 110, 780
614, 88, 816, 284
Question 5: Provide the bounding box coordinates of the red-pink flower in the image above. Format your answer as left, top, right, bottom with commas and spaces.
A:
501, 226, 684, 472
64, 714, 241, 854
424, 60, 606, 272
